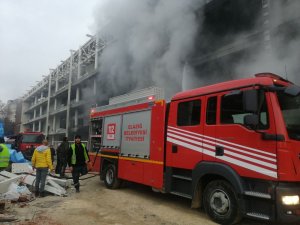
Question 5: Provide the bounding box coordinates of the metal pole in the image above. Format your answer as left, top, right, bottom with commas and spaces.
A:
45, 75, 51, 138
95, 35, 99, 70
78, 47, 81, 79
66, 52, 74, 138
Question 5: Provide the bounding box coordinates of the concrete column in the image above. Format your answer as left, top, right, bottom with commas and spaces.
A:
262, 0, 271, 51
55, 75, 59, 92
40, 106, 42, 117
38, 121, 41, 132
76, 87, 80, 102
45, 75, 52, 138
75, 109, 78, 127
53, 116, 56, 133
66, 51, 74, 138
32, 123, 35, 132
54, 98, 57, 110
35, 96, 37, 105
33, 109, 36, 118
95, 35, 99, 70
93, 78, 97, 95
41, 92, 43, 98
78, 48, 82, 79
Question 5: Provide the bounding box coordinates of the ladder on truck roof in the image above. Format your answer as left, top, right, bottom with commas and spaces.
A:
93, 86, 164, 113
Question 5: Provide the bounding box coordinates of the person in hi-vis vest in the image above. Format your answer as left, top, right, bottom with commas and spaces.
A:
0, 137, 10, 171
68, 135, 89, 193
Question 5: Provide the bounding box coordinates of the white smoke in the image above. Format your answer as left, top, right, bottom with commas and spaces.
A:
94, 0, 202, 99
234, 1, 300, 83
92, 0, 300, 102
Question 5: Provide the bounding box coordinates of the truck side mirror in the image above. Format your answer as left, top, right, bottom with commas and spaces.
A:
244, 114, 259, 129
243, 90, 258, 113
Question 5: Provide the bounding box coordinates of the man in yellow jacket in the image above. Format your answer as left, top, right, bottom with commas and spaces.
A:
32, 139, 53, 197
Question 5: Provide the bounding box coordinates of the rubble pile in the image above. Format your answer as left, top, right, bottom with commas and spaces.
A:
0, 163, 71, 223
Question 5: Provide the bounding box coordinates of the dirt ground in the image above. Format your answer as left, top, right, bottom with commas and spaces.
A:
4, 173, 265, 225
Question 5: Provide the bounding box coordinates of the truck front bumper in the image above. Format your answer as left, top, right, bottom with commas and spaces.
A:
276, 182, 300, 223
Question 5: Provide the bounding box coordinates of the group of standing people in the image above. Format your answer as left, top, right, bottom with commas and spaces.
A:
31, 135, 89, 197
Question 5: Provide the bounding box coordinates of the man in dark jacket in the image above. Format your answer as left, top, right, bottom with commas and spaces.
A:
68, 135, 89, 192
55, 137, 69, 177
50, 145, 56, 163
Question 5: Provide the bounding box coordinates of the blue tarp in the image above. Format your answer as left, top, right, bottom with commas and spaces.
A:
0, 122, 4, 137
6, 144, 28, 163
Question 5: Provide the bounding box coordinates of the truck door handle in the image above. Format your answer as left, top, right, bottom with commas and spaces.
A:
215, 146, 224, 156
172, 145, 178, 153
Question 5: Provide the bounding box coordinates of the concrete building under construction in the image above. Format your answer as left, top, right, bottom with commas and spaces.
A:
21, 36, 106, 144
20, 0, 300, 144
186, 0, 300, 87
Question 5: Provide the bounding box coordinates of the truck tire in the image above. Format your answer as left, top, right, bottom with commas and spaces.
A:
203, 180, 241, 225
104, 164, 122, 189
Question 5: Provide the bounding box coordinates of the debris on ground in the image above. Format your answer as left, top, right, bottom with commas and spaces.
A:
0, 162, 72, 223
1, 164, 71, 197
0, 213, 17, 222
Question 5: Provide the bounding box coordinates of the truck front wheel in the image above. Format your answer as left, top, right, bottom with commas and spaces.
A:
104, 164, 122, 189
203, 180, 241, 225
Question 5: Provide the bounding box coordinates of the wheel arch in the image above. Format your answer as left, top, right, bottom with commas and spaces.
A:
191, 162, 245, 209
100, 157, 118, 180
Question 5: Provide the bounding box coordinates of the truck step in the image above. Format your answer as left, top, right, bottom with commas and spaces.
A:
246, 212, 270, 220
172, 175, 192, 181
170, 191, 192, 199
244, 191, 271, 199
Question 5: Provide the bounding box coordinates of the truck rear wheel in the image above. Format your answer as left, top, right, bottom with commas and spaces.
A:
203, 180, 241, 225
104, 164, 122, 189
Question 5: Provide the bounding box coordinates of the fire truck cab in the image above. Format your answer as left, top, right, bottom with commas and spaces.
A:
90, 73, 300, 224
12, 132, 44, 160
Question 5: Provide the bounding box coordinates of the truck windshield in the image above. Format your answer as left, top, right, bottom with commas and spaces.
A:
277, 91, 300, 140
22, 134, 43, 143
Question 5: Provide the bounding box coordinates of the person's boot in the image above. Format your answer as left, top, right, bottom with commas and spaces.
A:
39, 192, 45, 197
35, 191, 39, 197
74, 183, 80, 193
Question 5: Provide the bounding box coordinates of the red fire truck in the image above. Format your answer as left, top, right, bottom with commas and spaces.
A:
89, 73, 300, 224
12, 132, 44, 160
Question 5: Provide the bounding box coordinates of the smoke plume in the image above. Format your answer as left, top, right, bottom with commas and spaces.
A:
94, 0, 201, 100
92, 0, 300, 102
233, 1, 300, 83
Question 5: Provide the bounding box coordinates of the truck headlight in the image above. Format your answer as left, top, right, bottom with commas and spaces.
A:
282, 195, 300, 205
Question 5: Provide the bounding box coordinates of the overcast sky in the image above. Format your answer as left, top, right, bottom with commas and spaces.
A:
0, 0, 100, 103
